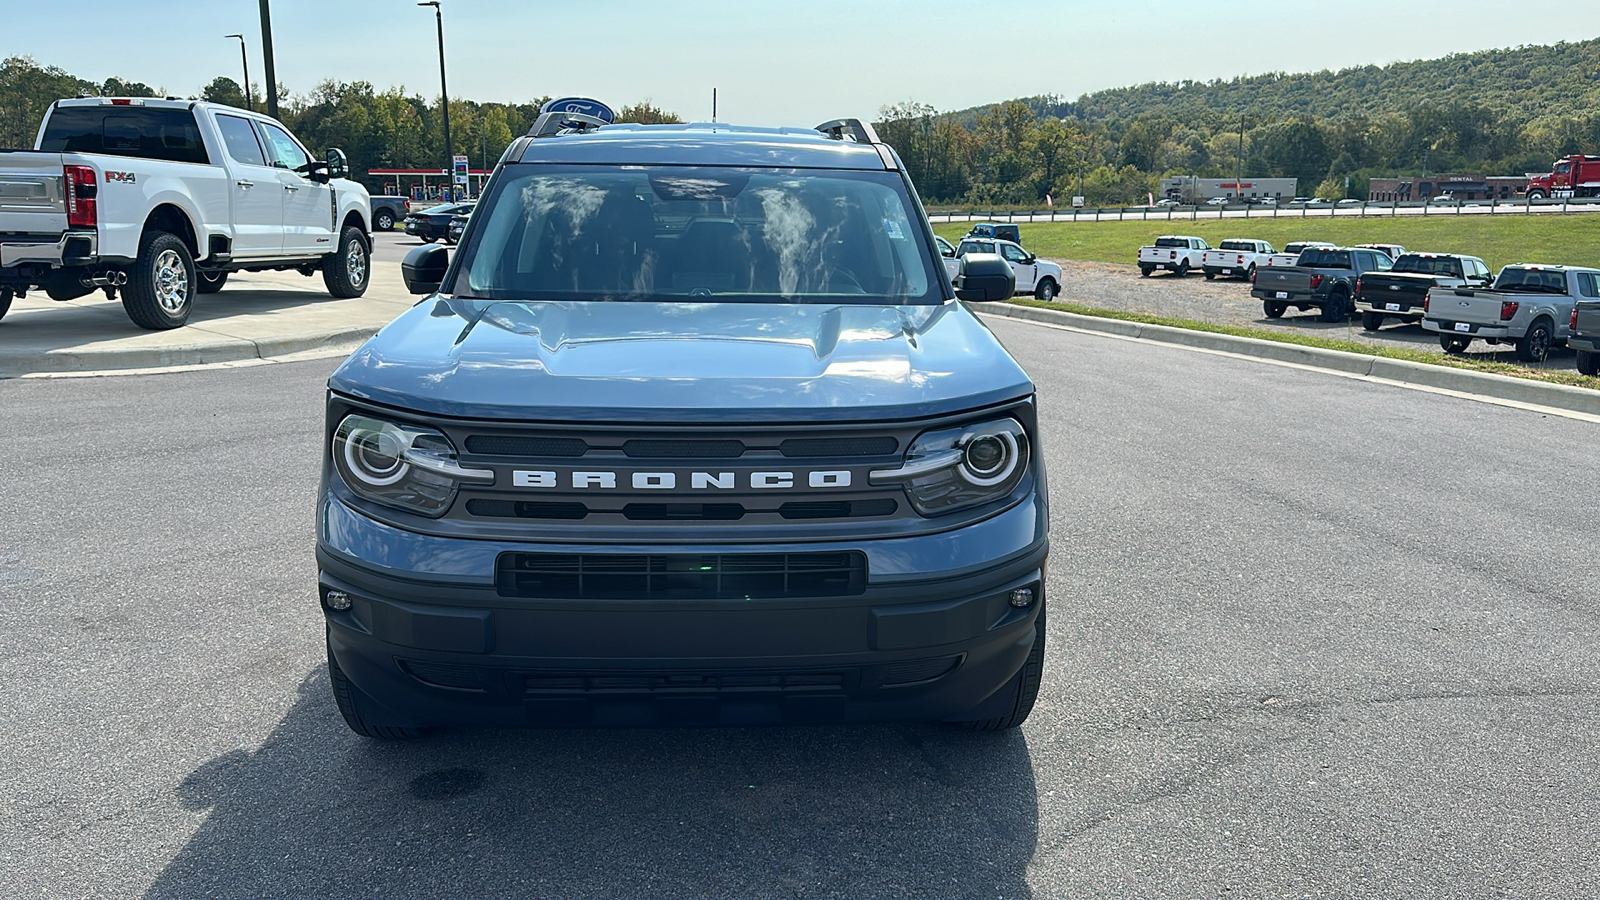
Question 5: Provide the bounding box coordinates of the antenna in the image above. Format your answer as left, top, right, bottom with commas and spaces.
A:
712, 87, 717, 123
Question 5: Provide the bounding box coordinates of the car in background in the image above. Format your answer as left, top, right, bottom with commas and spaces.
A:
1336, 198, 1363, 207
403, 202, 475, 243
1428, 195, 1459, 205
447, 213, 468, 245
965, 222, 1021, 244
1205, 197, 1229, 206
369, 195, 411, 231
1356, 243, 1407, 260
1289, 197, 1312, 205
956, 237, 1062, 300
1155, 198, 1182, 207
1260, 197, 1279, 205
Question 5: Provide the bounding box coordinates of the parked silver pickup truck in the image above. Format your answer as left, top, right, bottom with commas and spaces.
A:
1422, 264, 1600, 361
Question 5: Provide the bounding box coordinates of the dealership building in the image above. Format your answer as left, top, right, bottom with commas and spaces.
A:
1159, 176, 1299, 202
1367, 174, 1526, 202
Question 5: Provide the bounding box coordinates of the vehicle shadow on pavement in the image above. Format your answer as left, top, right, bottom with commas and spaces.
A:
146, 670, 1038, 899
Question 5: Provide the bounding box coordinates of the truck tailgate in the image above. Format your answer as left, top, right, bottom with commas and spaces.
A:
1573, 303, 1600, 336
1432, 289, 1511, 326
1358, 273, 1434, 309
1253, 267, 1314, 294
0, 152, 69, 236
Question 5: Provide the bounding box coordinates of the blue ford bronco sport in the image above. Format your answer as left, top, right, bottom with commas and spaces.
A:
317, 109, 1049, 735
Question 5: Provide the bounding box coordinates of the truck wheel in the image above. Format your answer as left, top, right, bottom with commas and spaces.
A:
1440, 335, 1471, 354
327, 638, 422, 739
1246, 264, 1256, 282
1515, 318, 1554, 363
1578, 350, 1599, 376
1527, 189, 1547, 202
1204, 270, 1215, 281
1175, 260, 1190, 277
1139, 265, 1153, 278
1034, 278, 1058, 301
196, 271, 228, 294
955, 604, 1045, 731
0, 289, 11, 323
122, 231, 195, 330
1263, 300, 1287, 319
322, 226, 370, 299
1361, 311, 1383, 331
374, 210, 395, 231
1319, 289, 1350, 323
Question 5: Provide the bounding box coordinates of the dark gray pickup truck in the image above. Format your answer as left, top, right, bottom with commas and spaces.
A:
1354, 252, 1492, 331
1566, 290, 1600, 375
1252, 246, 1394, 322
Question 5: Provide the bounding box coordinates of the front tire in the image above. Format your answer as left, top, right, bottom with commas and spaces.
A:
955, 604, 1045, 731
196, 270, 228, 294
1515, 318, 1554, 362
0, 288, 11, 323
1441, 335, 1471, 354
1578, 349, 1599, 376
322, 226, 370, 299
122, 231, 195, 330
327, 639, 423, 739
1264, 300, 1287, 319
1361, 310, 1384, 331
374, 210, 395, 231
1034, 278, 1058, 302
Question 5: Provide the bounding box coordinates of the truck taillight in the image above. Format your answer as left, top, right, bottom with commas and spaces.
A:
1500, 300, 1520, 321
1572, 308, 1580, 330
1310, 274, 1323, 290
64, 165, 97, 228
1355, 277, 1363, 295
1423, 291, 1430, 312
403, 199, 411, 212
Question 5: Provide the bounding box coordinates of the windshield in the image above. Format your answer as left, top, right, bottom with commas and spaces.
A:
1392, 256, 1462, 276
1493, 268, 1566, 292
1298, 249, 1352, 268
449, 164, 940, 304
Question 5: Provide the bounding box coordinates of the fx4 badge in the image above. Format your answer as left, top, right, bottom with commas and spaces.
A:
104, 171, 136, 184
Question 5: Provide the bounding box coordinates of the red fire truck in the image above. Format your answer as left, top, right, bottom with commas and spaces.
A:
1525, 155, 1600, 200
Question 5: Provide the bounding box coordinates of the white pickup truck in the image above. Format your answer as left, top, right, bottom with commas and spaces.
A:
1200, 239, 1276, 281
1262, 241, 1335, 269
0, 98, 371, 329
1422, 264, 1600, 361
1137, 235, 1209, 277
954, 237, 1063, 300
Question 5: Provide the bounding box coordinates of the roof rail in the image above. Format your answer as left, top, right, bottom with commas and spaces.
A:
815, 118, 880, 144
528, 111, 608, 139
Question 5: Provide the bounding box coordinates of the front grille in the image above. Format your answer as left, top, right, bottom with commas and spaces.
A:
466, 499, 589, 520
778, 499, 897, 519
495, 551, 867, 599
465, 435, 588, 457
622, 439, 745, 458
779, 436, 899, 457
623, 503, 745, 521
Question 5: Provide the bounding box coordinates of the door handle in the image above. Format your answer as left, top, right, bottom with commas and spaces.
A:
284, 184, 300, 192
236, 180, 254, 188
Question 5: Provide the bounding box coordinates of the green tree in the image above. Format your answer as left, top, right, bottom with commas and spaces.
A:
616, 101, 683, 124
201, 76, 247, 108
1313, 176, 1346, 201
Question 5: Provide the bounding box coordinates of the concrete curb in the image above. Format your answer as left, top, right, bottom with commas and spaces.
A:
981, 302, 1600, 417
0, 325, 385, 378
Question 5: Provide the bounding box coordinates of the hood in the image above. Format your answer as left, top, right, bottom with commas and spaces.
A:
330, 299, 1033, 422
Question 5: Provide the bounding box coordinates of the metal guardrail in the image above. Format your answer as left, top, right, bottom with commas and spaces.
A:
927, 197, 1600, 225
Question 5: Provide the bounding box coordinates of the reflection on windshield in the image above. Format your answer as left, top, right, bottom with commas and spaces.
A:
454, 165, 939, 305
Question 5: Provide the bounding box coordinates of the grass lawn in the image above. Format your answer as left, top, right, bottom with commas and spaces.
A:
934, 213, 1600, 273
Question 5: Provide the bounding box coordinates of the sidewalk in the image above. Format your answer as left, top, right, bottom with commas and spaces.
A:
0, 263, 413, 378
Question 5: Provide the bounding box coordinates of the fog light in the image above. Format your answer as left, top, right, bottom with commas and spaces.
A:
1009, 588, 1035, 608
325, 590, 352, 611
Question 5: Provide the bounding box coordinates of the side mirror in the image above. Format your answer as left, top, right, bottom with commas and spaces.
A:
402, 244, 449, 295
953, 253, 1016, 302
326, 148, 349, 180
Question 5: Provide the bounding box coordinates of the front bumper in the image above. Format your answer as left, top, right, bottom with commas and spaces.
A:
319, 494, 1049, 728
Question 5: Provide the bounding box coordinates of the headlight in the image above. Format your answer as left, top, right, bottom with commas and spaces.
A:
870, 417, 1029, 516
331, 414, 492, 517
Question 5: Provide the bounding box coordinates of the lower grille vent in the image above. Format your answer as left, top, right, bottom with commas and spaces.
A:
464, 435, 588, 457
780, 436, 899, 457
779, 499, 897, 519
495, 551, 868, 600
881, 655, 962, 686
399, 659, 489, 691
466, 499, 588, 520
521, 669, 849, 693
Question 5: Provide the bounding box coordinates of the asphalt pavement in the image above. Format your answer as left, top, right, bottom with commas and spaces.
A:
2, 314, 1597, 898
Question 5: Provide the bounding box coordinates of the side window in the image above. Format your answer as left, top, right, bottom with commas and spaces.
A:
1577, 272, 1599, 298
1001, 244, 1027, 263
215, 115, 267, 166
256, 122, 309, 170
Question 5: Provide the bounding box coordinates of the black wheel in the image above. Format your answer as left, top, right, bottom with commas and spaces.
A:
1320, 289, 1350, 322
327, 638, 423, 739
1246, 264, 1257, 282
420, 235, 437, 244
323, 226, 370, 299
1263, 300, 1287, 319
1204, 270, 1215, 281
955, 604, 1045, 731
1440, 334, 1471, 354
374, 210, 395, 231
1034, 278, 1058, 301
121, 231, 195, 330
1139, 265, 1153, 278
196, 270, 228, 294
1578, 349, 1599, 376
1515, 318, 1554, 362
1175, 260, 1190, 277
0, 288, 11, 323
1361, 310, 1383, 331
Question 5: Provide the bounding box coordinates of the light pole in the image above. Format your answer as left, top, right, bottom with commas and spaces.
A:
224, 34, 251, 111
258, 0, 278, 119
419, 1, 451, 201
1235, 113, 1245, 203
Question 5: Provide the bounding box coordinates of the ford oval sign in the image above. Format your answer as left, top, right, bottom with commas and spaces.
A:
540, 97, 616, 124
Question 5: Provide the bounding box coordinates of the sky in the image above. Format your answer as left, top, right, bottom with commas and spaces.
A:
7, 0, 1598, 126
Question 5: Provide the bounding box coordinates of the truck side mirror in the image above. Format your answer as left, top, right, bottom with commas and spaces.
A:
325, 148, 349, 180
402, 244, 450, 295
954, 253, 1016, 302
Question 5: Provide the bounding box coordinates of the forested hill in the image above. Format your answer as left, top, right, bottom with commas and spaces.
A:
995, 38, 1600, 125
